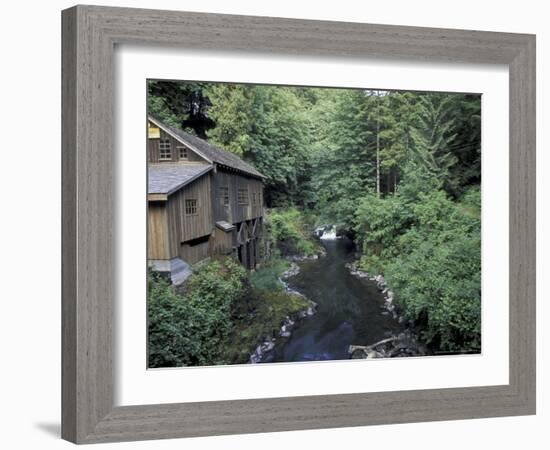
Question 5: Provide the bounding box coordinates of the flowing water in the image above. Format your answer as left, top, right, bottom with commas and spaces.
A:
271, 238, 403, 362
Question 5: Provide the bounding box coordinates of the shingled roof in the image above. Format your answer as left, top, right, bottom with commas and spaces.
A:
148, 163, 212, 195
149, 115, 265, 179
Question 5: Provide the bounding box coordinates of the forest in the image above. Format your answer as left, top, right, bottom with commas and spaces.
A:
147, 80, 481, 366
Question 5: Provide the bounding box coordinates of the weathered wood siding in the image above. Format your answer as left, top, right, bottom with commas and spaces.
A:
212, 169, 264, 224
211, 228, 233, 255
180, 240, 210, 265
147, 202, 170, 259
148, 128, 208, 164
166, 172, 213, 250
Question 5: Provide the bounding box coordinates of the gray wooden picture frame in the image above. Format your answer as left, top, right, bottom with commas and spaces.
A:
61, 4, 536, 444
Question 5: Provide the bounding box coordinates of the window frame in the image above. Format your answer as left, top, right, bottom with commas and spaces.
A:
158, 138, 172, 161
237, 188, 249, 205
185, 198, 198, 216
177, 145, 188, 160
220, 186, 230, 207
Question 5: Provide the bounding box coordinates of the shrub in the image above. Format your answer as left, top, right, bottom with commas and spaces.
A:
148, 258, 247, 367
249, 258, 290, 292
385, 230, 481, 351
267, 207, 320, 256
354, 187, 481, 352
354, 193, 413, 262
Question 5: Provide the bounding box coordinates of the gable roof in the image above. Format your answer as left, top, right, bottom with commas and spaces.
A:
148, 115, 265, 179
148, 163, 212, 196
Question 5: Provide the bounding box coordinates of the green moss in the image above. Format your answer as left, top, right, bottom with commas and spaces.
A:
224, 256, 308, 364
249, 258, 291, 291
223, 288, 309, 364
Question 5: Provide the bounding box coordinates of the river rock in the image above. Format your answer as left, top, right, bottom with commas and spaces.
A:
249, 279, 318, 364
249, 339, 278, 363
306, 300, 318, 316
288, 251, 325, 262
262, 341, 275, 352
281, 262, 300, 279
351, 349, 368, 359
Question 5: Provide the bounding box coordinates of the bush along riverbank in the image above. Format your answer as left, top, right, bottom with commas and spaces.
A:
147, 255, 317, 368
267, 207, 326, 261
346, 185, 482, 356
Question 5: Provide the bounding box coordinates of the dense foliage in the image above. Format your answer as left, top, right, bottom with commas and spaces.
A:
267, 208, 321, 257
148, 81, 482, 354
148, 257, 309, 367
356, 186, 481, 352
148, 258, 246, 367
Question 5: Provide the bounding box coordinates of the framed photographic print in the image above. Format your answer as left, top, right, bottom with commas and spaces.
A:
62, 5, 536, 444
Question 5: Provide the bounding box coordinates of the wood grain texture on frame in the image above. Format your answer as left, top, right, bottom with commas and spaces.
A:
61, 5, 536, 444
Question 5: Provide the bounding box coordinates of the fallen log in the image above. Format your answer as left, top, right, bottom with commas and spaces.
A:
348, 336, 399, 355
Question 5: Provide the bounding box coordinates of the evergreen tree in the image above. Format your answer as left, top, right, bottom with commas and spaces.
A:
147, 80, 214, 138
410, 94, 459, 193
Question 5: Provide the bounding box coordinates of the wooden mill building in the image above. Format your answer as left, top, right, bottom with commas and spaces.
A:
147, 115, 265, 284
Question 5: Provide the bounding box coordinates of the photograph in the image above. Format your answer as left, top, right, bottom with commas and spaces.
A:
146, 80, 482, 367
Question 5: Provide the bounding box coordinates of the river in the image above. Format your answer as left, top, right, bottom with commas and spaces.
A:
270, 238, 403, 362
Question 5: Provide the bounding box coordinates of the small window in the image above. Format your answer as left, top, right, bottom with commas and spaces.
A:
185, 199, 198, 215
177, 146, 188, 160
220, 187, 230, 206
159, 139, 172, 161
237, 188, 249, 205
148, 125, 160, 139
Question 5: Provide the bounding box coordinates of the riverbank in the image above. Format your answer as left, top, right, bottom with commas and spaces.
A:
221, 257, 319, 364
345, 261, 399, 320
249, 262, 317, 363
345, 260, 428, 358
147, 256, 318, 367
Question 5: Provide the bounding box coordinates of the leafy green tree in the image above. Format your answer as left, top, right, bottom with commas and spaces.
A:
384, 190, 481, 351
308, 89, 377, 226
354, 184, 481, 352
204, 84, 254, 157
206, 85, 313, 207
